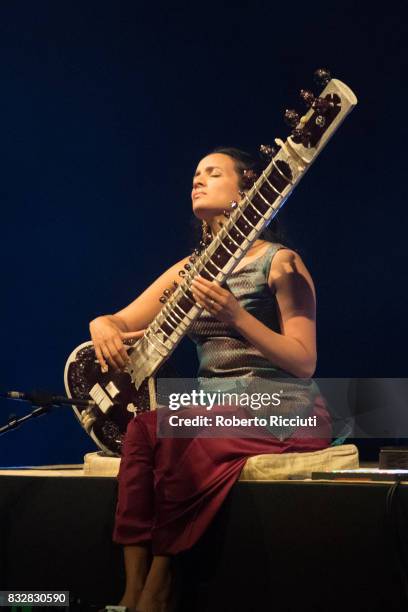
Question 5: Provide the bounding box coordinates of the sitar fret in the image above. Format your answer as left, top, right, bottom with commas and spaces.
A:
173, 302, 195, 322
221, 230, 243, 251
272, 158, 294, 185
199, 254, 224, 275
143, 332, 170, 357
261, 171, 282, 199
240, 192, 269, 218
162, 307, 187, 331
217, 238, 239, 259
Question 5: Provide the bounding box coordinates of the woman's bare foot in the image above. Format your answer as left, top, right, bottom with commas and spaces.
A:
136, 556, 175, 612
118, 588, 143, 611
117, 544, 152, 611
135, 585, 171, 612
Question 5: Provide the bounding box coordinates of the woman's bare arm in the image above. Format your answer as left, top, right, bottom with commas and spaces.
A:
113, 255, 191, 331
90, 255, 191, 370
191, 249, 317, 378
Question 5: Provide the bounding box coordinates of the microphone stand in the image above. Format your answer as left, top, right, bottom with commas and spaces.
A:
0, 394, 94, 436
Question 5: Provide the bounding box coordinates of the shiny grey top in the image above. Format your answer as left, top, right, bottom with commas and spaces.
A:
188, 242, 290, 379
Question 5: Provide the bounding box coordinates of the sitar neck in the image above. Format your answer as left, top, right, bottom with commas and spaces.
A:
129, 76, 357, 389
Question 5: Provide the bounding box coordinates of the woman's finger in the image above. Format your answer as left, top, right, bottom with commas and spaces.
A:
191, 284, 207, 302
113, 336, 130, 364
192, 287, 221, 313
106, 339, 126, 369
193, 276, 222, 290
101, 342, 121, 371
192, 282, 220, 304
193, 275, 219, 284
100, 343, 115, 370
192, 277, 225, 299
93, 343, 109, 372
191, 286, 205, 307
121, 330, 146, 339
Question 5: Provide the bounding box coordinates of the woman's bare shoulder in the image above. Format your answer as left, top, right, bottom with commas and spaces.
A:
268, 248, 315, 294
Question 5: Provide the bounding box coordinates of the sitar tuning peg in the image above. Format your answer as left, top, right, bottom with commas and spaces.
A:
223, 200, 239, 218
291, 128, 303, 143
314, 68, 331, 87
259, 144, 277, 161
312, 97, 332, 114
242, 169, 258, 189
284, 109, 300, 128
300, 89, 315, 108
291, 128, 312, 148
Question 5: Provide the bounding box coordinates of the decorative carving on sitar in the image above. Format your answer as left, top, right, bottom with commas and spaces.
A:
64, 339, 177, 455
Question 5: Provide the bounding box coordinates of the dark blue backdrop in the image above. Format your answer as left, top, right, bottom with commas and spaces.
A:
1, 2, 407, 466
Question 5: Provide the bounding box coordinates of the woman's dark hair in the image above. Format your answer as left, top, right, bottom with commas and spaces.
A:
191, 146, 285, 250
212, 147, 262, 190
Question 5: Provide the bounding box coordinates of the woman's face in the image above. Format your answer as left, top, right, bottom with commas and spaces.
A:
191, 153, 241, 220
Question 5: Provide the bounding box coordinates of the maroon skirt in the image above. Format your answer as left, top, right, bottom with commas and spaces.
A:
113, 396, 332, 555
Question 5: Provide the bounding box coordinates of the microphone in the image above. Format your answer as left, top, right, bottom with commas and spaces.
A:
0, 390, 96, 408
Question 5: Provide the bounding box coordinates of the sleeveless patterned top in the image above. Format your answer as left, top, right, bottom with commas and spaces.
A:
187, 243, 291, 379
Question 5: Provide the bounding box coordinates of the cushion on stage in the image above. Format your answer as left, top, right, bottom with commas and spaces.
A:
239, 444, 359, 480
83, 444, 359, 480
84, 452, 121, 476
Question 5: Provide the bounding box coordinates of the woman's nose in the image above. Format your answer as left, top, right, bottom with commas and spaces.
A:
193, 176, 205, 189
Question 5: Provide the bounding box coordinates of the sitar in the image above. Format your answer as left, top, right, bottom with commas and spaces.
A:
64, 69, 357, 455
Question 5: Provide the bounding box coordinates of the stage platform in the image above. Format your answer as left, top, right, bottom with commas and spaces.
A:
0, 468, 408, 611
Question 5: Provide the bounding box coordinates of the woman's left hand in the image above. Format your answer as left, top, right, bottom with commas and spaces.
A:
191, 276, 243, 325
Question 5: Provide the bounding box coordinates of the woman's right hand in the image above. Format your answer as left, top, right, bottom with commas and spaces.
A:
89, 316, 146, 372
